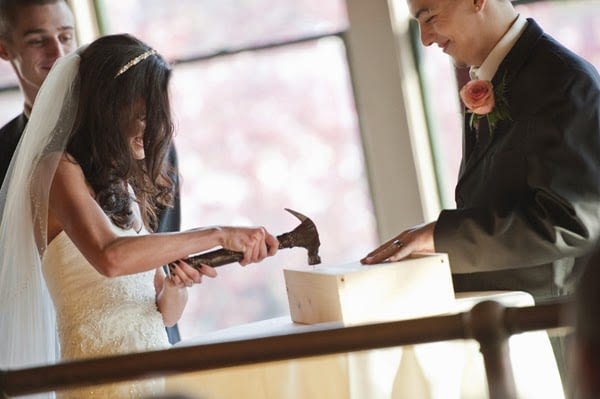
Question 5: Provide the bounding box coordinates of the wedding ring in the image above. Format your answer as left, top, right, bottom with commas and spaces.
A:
392, 239, 403, 248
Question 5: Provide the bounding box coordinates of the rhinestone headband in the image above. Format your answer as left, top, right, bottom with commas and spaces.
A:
115, 49, 157, 78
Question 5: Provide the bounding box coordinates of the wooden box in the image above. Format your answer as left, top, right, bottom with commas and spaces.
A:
284, 253, 454, 325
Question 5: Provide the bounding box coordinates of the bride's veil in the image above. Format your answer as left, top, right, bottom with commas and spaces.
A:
0, 49, 81, 395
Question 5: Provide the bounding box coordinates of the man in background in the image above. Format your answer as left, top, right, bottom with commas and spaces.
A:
0, 0, 76, 183
0, 0, 182, 343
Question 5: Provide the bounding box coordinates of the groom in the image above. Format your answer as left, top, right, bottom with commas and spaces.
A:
363, 0, 600, 309
0, 0, 77, 183
0, 0, 183, 344
361, 0, 600, 388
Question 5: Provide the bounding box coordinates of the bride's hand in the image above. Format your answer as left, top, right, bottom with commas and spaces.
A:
167, 260, 217, 288
219, 226, 279, 266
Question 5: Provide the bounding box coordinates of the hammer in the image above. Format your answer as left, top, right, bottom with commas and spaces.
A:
184, 208, 321, 268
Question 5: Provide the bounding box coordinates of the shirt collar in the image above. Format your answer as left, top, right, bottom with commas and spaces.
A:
469, 14, 528, 81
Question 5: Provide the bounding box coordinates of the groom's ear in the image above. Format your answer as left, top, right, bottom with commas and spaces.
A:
0, 38, 11, 61
473, 0, 488, 12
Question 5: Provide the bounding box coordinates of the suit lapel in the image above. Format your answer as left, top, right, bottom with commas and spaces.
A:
456, 114, 494, 186
458, 114, 476, 179
455, 19, 544, 193
494, 19, 544, 88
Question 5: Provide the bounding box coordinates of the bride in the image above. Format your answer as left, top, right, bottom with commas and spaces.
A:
0, 33, 279, 398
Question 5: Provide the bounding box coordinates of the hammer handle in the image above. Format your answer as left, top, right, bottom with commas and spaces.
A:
184, 232, 292, 268
185, 248, 244, 268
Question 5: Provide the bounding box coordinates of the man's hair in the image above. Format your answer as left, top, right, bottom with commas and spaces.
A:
0, 0, 67, 40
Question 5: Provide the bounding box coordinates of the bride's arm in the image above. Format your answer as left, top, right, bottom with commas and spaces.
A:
47, 156, 277, 277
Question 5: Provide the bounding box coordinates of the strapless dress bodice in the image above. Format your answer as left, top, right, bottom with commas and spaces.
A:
42, 225, 169, 398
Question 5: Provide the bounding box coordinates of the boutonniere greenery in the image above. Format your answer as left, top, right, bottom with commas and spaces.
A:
459, 72, 511, 133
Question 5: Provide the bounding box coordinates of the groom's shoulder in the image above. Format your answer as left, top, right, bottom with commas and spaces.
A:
0, 113, 27, 139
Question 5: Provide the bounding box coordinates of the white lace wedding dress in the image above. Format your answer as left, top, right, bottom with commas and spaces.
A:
42, 224, 170, 398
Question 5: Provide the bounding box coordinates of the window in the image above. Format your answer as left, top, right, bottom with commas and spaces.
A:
96, 0, 378, 338
0, 63, 17, 87
0, 67, 21, 125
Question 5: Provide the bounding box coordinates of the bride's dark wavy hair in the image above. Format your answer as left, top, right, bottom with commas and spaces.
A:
67, 34, 175, 232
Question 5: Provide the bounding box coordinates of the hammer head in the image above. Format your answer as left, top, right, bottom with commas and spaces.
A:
278, 208, 321, 265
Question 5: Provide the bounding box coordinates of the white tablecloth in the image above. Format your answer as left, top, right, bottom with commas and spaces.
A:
167, 291, 564, 399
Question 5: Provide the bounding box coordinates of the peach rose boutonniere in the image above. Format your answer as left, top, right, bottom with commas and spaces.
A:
459, 74, 511, 133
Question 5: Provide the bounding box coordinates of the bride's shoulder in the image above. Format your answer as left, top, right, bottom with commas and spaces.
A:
53, 152, 85, 181
34, 152, 84, 188
60, 152, 79, 164
50, 153, 96, 199
39, 151, 79, 168
56, 152, 81, 168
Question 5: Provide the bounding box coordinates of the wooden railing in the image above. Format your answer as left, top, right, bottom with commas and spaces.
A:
0, 299, 571, 399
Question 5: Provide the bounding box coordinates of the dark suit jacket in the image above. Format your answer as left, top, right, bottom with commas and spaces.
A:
435, 19, 600, 301
156, 143, 181, 234
0, 113, 27, 187
157, 143, 182, 345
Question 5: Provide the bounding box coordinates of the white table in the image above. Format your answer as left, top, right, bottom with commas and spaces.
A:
166, 291, 564, 399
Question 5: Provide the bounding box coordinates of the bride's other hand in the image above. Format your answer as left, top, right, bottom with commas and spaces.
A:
158, 260, 212, 327
167, 260, 217, 288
